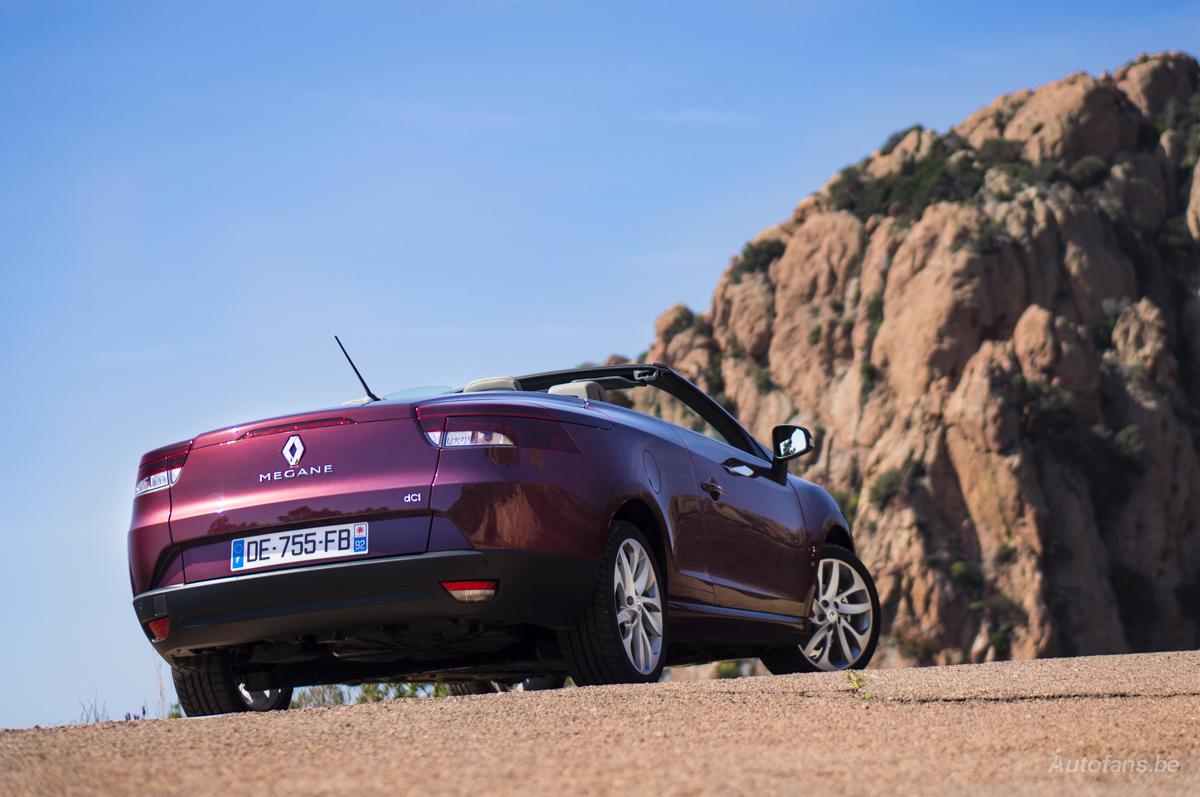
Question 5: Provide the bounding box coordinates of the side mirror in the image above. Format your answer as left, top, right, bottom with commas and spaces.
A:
770, 425, 814, 482
772, 425, 815, 460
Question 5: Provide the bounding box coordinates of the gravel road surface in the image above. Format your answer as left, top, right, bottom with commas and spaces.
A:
3, 651, 1197, 796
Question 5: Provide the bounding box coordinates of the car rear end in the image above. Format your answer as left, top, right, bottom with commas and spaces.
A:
127, 395, 612, 692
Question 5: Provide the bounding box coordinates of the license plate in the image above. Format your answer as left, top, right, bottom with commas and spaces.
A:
230, 522, 369, 571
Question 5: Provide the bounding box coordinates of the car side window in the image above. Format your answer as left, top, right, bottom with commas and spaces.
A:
601, 384, 732, 446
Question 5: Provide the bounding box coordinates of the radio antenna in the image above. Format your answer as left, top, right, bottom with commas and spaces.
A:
334, 335, 382, 403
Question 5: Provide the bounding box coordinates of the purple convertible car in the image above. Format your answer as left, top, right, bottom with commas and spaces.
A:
129, 362, 879, 715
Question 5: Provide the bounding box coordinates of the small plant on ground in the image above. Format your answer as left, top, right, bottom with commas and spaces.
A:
845, 670, 873, 700
715, 660, 743, 679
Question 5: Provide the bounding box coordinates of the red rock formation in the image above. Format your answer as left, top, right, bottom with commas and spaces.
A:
639, 52, 1200, 664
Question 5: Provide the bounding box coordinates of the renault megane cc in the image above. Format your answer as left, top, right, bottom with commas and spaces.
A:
128, 362, 879, 715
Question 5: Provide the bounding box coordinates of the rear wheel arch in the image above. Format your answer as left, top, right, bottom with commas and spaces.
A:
611, 498, 669, 583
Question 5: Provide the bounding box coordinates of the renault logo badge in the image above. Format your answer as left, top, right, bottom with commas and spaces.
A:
282, 435, 305, 467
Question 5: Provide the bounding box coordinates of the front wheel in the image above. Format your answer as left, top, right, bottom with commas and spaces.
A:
558, 521, 667, 685
172, 655, 293, 716
762, 544, 880, 673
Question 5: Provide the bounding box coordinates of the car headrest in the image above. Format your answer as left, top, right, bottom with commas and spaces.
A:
548, 380, 604, 401
463, 376, 518, 392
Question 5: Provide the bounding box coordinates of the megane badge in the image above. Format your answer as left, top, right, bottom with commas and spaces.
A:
259, 434, 331, 483
282, 435, 305, 467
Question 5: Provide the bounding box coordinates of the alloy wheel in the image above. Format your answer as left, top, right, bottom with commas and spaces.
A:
613, 538, 663, 674
238, 684, 285, 710
801, 556, 874, 671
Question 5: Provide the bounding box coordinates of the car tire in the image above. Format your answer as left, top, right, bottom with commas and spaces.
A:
558, 521, 667, 686
761, 544, 880, 674
172, 655, 293, 717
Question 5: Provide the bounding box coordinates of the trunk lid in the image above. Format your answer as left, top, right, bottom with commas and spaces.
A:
168, 401, 438, 583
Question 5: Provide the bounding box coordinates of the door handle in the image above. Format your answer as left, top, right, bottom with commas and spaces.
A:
722, 459, 756, 477
700, 478, 724, 500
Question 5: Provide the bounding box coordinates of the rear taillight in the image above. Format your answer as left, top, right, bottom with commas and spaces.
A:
424, 424, 515, 447
441, 580, 498, 602
416, 411, 579, 453
135, 441, 192, 497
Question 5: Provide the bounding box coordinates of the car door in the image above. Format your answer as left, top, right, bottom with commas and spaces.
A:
678, 428, 814, 620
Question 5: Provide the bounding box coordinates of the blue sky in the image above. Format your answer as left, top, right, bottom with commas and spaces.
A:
1, 0, 1197, 727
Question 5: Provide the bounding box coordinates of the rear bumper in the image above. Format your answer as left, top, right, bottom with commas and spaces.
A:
132, 550, 597, 661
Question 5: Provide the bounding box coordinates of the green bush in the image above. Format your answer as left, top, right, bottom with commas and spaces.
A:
1014, 376, 1075, 445
865, 293, 885, 332
1015, 376, 1147, 525
974, 137, 1070, 188
983, 594, 1027, 660
715, 660, 743, 678
869, 460, 924, 508
808, 324, 823, 346
1155, 93, 1200, 134
949, 560, 983, 589
869, 468, 904, 508
1158, 215, 1194, 256
752, 365, 772, 394
1095, 299, 1128, 351
1110, 424, 1146, 464
859, 361, 879, 404
970, 218, 1006, 255
989, 627, 1013, 658
880, 124, 924, 155
829, 148, 983, 223
976, 138, 1022, 164
730, 239, 786, 283
706, 352, 726, 398
1067, 155, 1109, 189
829, 488, 860, 527
662, 307, 695, 339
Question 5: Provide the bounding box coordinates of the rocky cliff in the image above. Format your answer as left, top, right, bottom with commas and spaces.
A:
637, 52, 1200, 664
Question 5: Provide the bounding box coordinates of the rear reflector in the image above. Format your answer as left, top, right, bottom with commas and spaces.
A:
147, 617, 171, 642
441, 580, 499, 602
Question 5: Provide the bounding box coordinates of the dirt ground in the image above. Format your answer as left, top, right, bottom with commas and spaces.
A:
3, 651, 1197, 796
